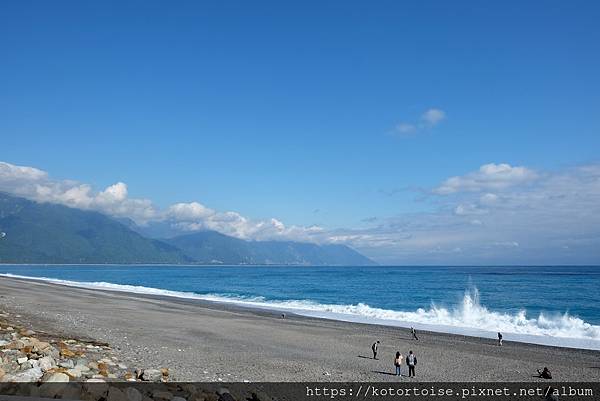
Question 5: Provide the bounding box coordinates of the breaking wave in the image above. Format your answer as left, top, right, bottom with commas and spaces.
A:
2, 273, 600, 350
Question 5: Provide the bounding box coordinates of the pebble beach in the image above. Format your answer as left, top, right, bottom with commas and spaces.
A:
1, 276, 599, 383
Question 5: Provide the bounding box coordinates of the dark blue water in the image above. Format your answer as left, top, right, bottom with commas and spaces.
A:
1, 265, 599, 348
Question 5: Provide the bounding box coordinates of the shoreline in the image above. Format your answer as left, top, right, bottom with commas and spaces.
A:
1, 276, 599, 382
2, 272, 599, 352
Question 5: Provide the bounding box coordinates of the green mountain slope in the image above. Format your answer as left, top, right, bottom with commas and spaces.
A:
0, 193, 375, 265
0, 193, 191, 264
165, 231, 376, 265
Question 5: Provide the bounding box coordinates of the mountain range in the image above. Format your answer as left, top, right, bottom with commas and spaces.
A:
165, 230, 374, 265
0, 193, 375, 265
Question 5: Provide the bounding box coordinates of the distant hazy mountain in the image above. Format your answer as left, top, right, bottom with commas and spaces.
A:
122, 219, 187, 240
0, 193, 191, 264
0, 193, 375, 265
165, 230, 376, 265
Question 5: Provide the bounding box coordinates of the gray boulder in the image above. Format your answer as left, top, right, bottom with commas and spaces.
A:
141, 368, 162, 382
38, 356, 55, 372
2, 367, 43, 382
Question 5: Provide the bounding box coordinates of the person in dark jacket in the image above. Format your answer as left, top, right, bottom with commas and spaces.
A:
537, 367, 552, 379
498, 332, 503, 346
411, 327, 419, 341
371, 340, 380, 360
406, 350, 417, 377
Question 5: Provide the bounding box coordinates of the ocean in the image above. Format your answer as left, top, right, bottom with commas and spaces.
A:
1, 265, 599, 350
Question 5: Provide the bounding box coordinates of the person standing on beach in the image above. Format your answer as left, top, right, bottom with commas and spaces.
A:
394, 351, 403, 376
411, 327, 419, 341
498, 332, 503, 346
406, 350, 417, 377
372, 341, 380, 359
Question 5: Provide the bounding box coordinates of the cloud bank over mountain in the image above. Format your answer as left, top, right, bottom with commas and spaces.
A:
0, 161, 321, 242
2, 160, 599, 264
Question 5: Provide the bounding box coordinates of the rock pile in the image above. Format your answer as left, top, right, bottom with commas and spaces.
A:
0, 310, 169, 384
0, 310, 274, 400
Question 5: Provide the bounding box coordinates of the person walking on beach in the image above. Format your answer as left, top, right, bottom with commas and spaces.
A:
371, 341, 380, 360
411, 327, 419, 341
394, 351, 403, 376
498, 332, 503, 346
406, 350, 417, 377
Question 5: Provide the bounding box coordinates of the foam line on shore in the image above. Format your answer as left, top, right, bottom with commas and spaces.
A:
2, 273, 600, 350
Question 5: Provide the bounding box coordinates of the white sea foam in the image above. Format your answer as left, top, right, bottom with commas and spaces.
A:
2, 273, 600, 350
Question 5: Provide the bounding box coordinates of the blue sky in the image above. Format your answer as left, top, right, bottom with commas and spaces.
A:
1, 1, 600, 264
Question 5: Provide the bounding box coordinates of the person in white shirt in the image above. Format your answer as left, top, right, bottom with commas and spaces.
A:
394, 351, 403, 376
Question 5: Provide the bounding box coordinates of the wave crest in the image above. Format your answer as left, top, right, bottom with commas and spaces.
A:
259, 287, 600, 342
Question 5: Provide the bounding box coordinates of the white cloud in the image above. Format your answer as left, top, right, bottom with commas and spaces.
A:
167, 202, 215, 221
395, 123, 416, 134
480, 193, 499, 204
0, 162, 47, 182
454, 203, 488, 216
434, 163, 538, 194
100, 182, 128, 202
421, 108, 446, 126
393, 108, 446, 137
167, 204, 323, 242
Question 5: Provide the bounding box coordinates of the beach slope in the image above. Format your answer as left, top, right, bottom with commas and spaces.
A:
0, 277, 598, 382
